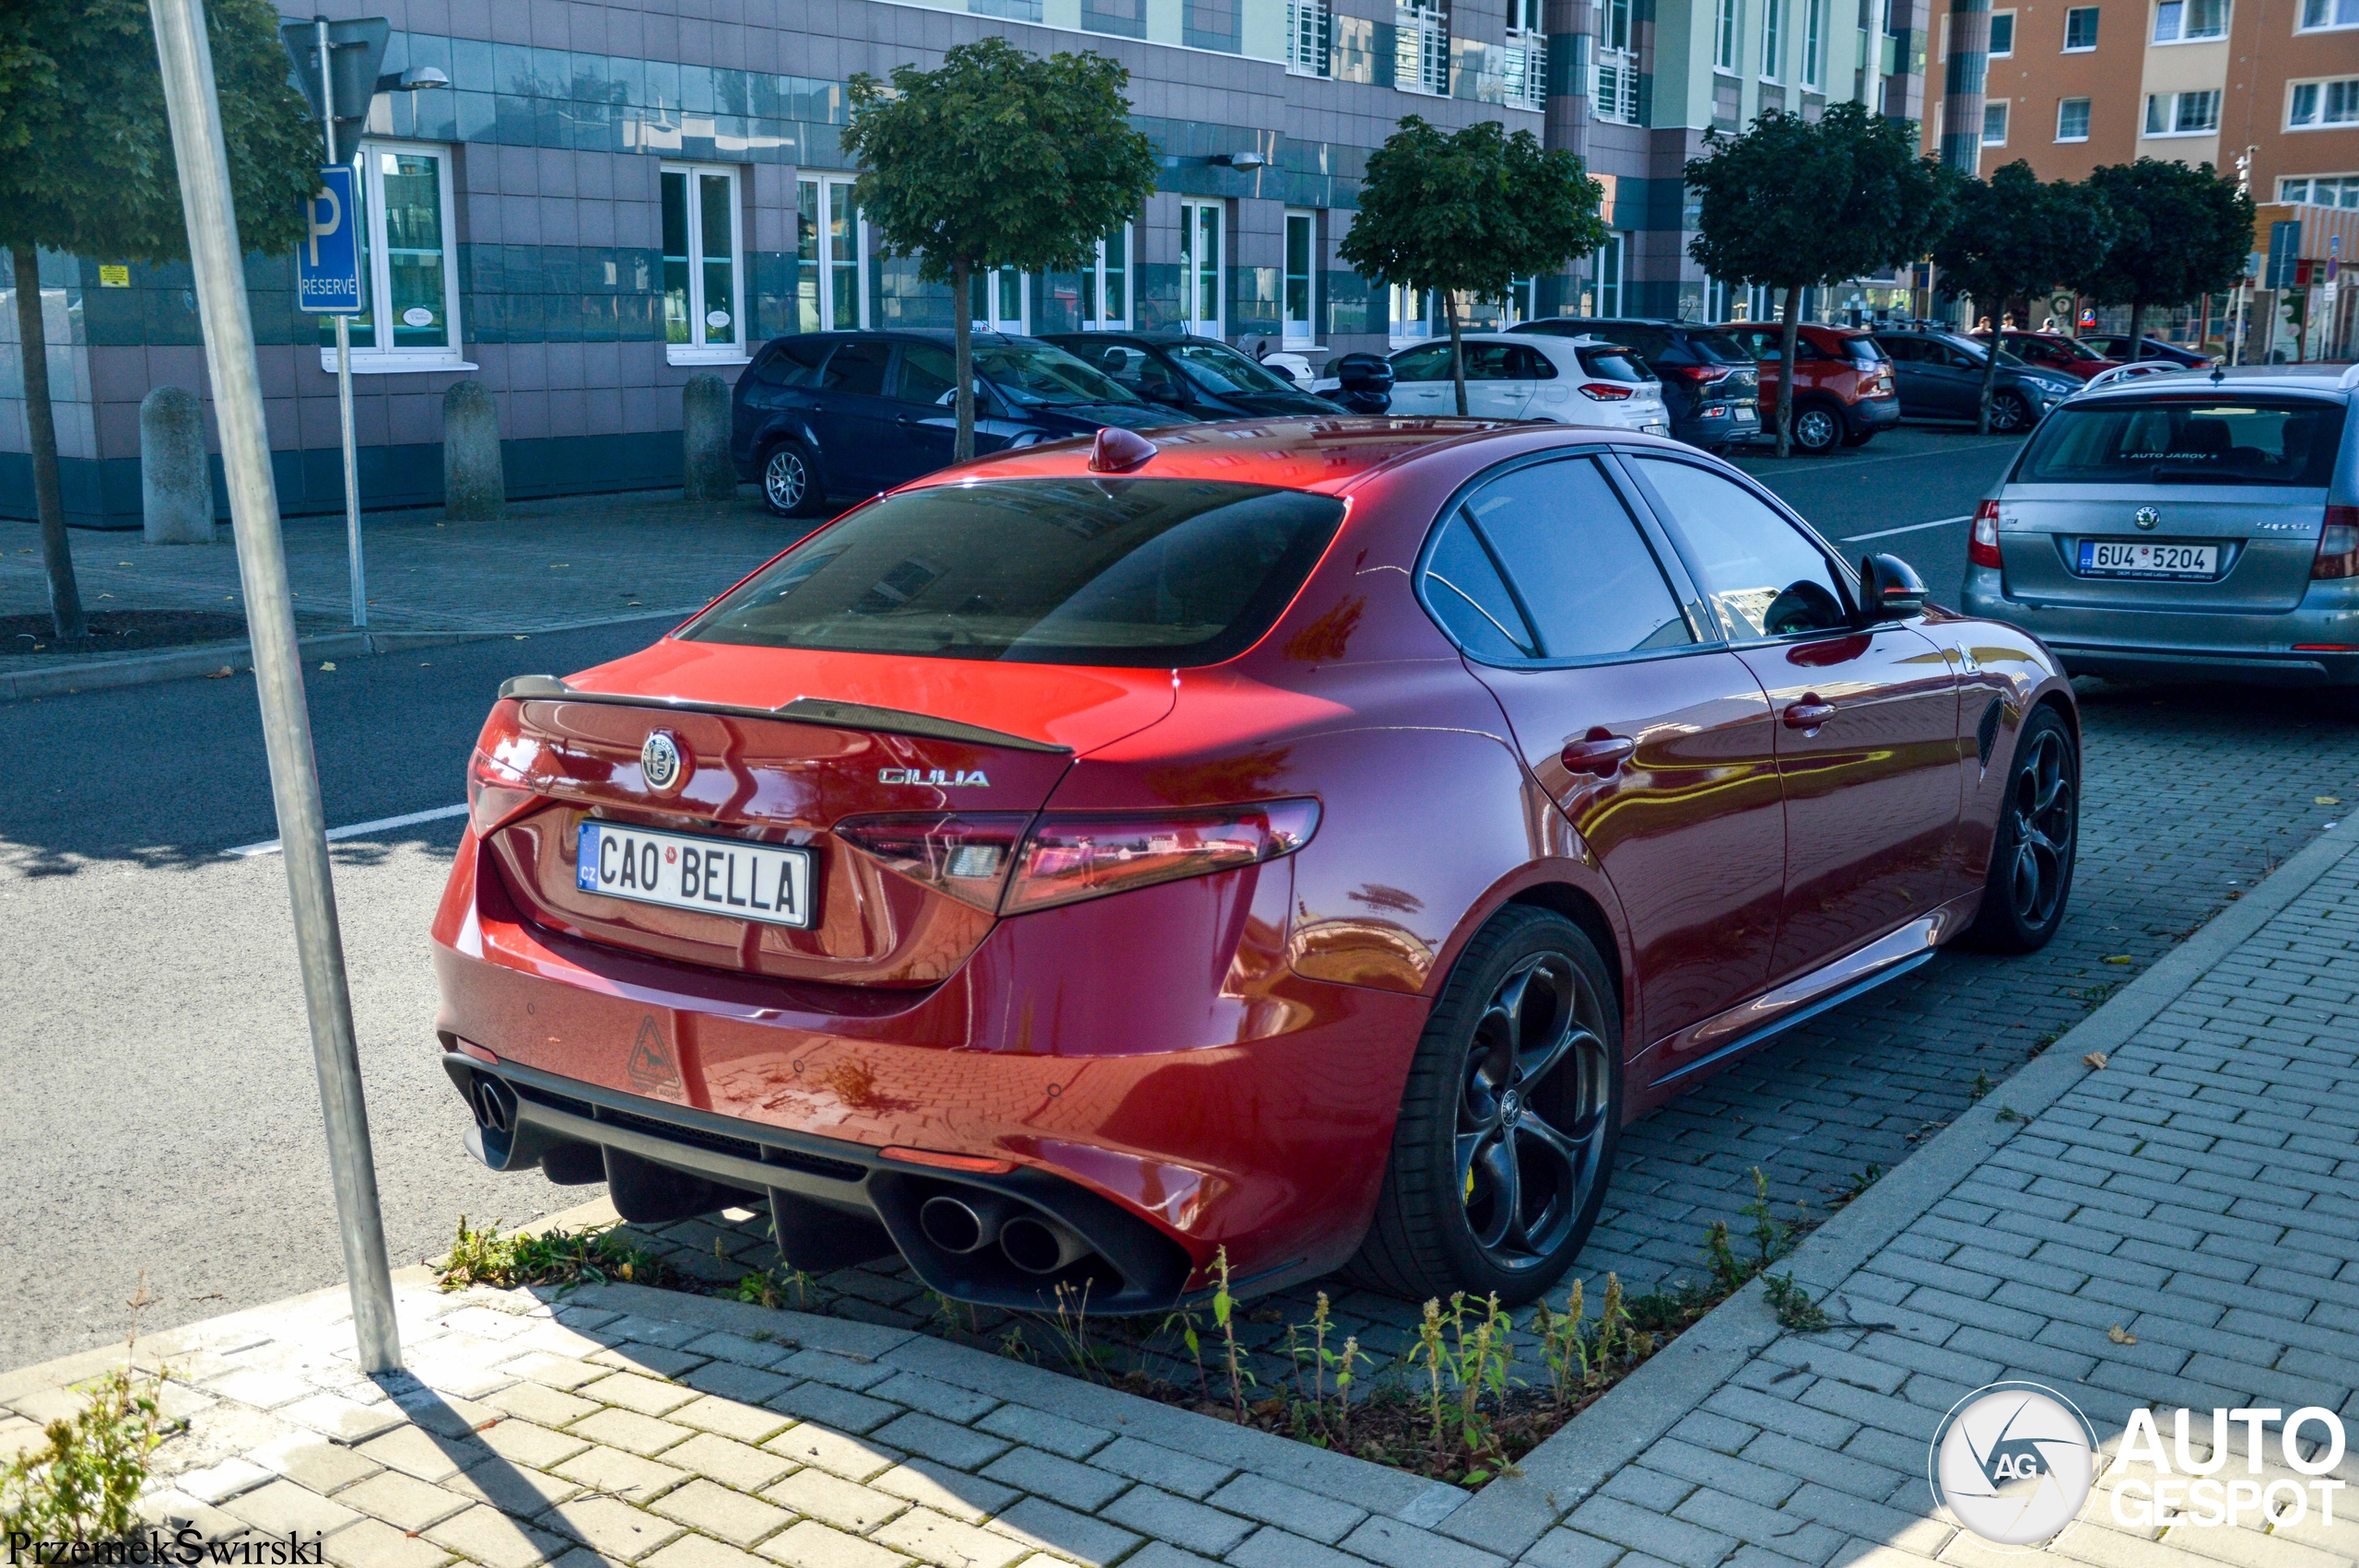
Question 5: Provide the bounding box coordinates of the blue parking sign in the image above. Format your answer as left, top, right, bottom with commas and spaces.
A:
297, 165, 362, 315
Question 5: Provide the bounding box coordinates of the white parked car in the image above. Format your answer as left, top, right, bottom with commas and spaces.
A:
1380, 332, 1672, 437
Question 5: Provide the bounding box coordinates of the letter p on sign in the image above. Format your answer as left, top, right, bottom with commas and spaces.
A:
296, 163, 363, 314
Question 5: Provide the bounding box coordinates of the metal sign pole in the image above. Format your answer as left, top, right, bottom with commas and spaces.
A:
316, 18, 366, 632
150, 0, 402, 1375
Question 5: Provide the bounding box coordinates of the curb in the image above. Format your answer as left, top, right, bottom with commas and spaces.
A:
1435, 818, 2359, 1560
0, 607, 691, 703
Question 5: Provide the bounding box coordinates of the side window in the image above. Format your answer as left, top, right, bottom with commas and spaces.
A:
1511, 345, 1559, 380
820, 339, 894, 396
1877, 337, 1918, 363
756, 337, 830, 387
1619, 326, 1672, 360
1629, 457, 1850, 639
1393, 345, 1453, 381
1462, 342, 1521, 380
897, 342, 957, 405
1423, 513, 1535, 661
1462, 459, 1696, 659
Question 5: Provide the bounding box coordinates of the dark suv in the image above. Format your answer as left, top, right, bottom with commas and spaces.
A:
731, 330, 1189, 517
1511, 318, 1760, 451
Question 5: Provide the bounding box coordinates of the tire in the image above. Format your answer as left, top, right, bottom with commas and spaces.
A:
1349, 907, 1622, 1305
1968, 707, 2079, 954
1841, 429, 1876, 448
760, 439, 827, 519
1987, 391, 2035, 434
1791, 404, 1844, 455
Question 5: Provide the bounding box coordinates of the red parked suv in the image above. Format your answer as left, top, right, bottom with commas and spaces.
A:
436, 418, 2078, 1310
1718, 322, 1901, 454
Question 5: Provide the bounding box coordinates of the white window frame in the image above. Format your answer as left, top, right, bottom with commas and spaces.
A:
2152, 0, 2227, 42
1074, 226, 1133, 330
797, 175, 868, 333
323, 138, 468, 374
1505, 0, 1547, 111
1989, 7, 2015, 52
2057, 95, 2093, 139
970, 265, 1029, 333
1983, 99, 2011, 143
661, 161, 745, 366
1589, 233, 1625, 317
1802, 0, 1825, 85
2063, 5, 2099, 45
1763, 0, 1785, 78
1285, 0, 1333, 75
1395, 0, 1450, 94
1180, 200, 1226, 336
2281, 173, 2359, 205
2299, 0, 2359, 30
1283, 209, 1317, 346
2147, 88, 2222, 133
1716, 0, 1741, 69
1389, 281, 1434, 345
2289, 77, 2359, 127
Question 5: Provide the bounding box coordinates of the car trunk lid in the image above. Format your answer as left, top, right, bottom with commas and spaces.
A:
1994, 485, 2327, 614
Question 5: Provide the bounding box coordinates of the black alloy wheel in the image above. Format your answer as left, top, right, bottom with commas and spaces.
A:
1987, 390, 2035, 433
1970, 707, 2078, 952
1791, 404, 1843, 455
762, 441, 826, 519
1351, 907, 1621, 1305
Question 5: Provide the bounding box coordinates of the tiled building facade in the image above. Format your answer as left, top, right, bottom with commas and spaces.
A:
2, 0, 1927, 528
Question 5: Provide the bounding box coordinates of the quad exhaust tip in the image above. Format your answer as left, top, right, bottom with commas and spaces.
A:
468, 1071, 518, 1135
917, 1192, 1097, 1276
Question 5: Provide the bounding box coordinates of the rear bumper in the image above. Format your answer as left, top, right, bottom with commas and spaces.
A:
1961, 563, 2359, 685
1847, 396, 1902, 434
1680, 403, 1761, 445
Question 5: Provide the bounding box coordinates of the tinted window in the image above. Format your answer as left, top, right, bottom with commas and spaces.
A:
1842, 336, 1889, 367
2014, 398, 2347, 487
898, 342, 958, 405
820, 340, 893, 396
1877, 336, 1921, 363
1513, 345, 1563, 380
1393, 345, 1454, 381
1168, 342, 1299, 395
756, 337, 830, 387
1632, 457, 1850, 638
1423, 514, 1533, 661
1461, 343, 1522, 380
1685, 332, 1754, 366
1614, 326, 1672, 360
1461, 460, 1694, 660
973, 344, 1139, 406
683, 479, 1345, 666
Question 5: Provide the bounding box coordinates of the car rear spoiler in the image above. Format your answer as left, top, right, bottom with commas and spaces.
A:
496, 673, 1074, 755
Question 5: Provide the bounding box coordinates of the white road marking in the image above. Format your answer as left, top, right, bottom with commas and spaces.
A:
225, 802, 469, 859
1842, 515, 1972, 542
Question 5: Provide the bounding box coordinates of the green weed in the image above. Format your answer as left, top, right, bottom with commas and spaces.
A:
437, 1215, 670, 1292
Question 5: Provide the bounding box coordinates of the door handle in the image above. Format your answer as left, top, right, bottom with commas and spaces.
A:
1784, 695, 1837, 729
1561, 731, 1637, 776
897, 415, 919, 426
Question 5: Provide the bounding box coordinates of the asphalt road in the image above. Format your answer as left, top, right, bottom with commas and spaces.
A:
0, 423, 2024, 1372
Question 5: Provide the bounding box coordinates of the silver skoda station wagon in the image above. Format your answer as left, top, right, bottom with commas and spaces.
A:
1961, 369, 2359, 685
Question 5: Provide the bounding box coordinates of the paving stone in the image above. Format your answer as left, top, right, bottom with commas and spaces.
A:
546, 1494, 692, 1562
1086, 1436, 1232, 1499
650, 1476, 795, 1547
980, 1445, 1129, 1512
279, 1394, 409, 1445
769, 1383, 898, 1435
336, 1469, 472, 1532
673, 1393, 797, 1445
869, 1506, 1031, 1568
973, 1404, 1111, 1461
1520, 1529, 1633, 1568
659, 1429, 798, 1492
354, 1426, 486, 1485
593, 1346, 710, 1381
1338, 1514, 1510, 1568
323, 1516, 459, 1568
1202, 1470, 1368, 1544
755, 1518, 910, 1568
762, 1468, 910, 1533
782, 1351, 896, 1391
436, 1459, 584, 1515
552, 1443, 693, 1504
873, 1456, 1021, 1523
1118, 1548, 1224, 1568
172, 1457, 276, 1504
573, 1407, 697, 1457
477, 1417, 594, 1470
487, 1378, 604, 1428
1228, 1524, 1378, 1568
984, 1495, 1142, 1567
645, 1537, 770, 1568
585, 1372, 704, 1418
682, 1362, 796, 1406
1561, 1495, 1732, 1568
425, 1504, 572, 1568
222, 1478, 365, 1539
868, 1411, 1008, 1469
503, 1352, 614, 1392
1100, 1486, 1254, 1557
765, 1423, 902, 1482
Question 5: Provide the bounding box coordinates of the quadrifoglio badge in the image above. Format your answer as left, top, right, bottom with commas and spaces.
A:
1928, 1383, 2350, 1550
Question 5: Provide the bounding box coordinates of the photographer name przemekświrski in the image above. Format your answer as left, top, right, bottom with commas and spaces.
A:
6, 1531, 324, 1565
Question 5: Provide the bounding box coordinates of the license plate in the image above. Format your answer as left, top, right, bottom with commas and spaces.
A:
1644, 423, 1671, 438
576, 821, 812, 928
2077, 540, 2219, 579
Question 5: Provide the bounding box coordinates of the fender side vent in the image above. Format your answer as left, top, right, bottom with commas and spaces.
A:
1976, 696, 2002, 767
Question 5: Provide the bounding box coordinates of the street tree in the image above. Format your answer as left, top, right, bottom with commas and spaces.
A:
0, 0, 314, 642
2081, 158, 2253, 359
1685, 101, 1952, 457
845, 39, 1158, 462
1930, 160, 2115, 432
1338, 116, 1607, 416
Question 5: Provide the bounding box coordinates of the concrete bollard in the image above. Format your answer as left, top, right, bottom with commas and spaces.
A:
441, 380, 506, 521
681, 373, 736, 507
141, 385, 214, 544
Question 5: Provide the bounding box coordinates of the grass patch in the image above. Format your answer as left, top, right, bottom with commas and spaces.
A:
437, 1216, 674, 1293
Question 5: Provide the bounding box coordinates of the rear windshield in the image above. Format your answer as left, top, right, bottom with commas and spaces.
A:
974, 345, 1141, 407
1842, 337, 1887, 367
1168, 342, 1299, 396
681, 479, 1346, 666
1687, 332, 1754, 366
1579, 347, 1651, 383
2013, 398, 2348, 487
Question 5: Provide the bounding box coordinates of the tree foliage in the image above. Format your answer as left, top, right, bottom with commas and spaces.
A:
1931, 160, 2115, 430
845, 38, 1158, 459
1338, 116, 1607, 415
0, 0, 315, 641
2080, 158, 2253, 357
1685, 102, 1950, 455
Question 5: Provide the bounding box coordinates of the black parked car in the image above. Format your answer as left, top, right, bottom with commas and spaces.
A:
1039, 331, 1346, 419
732, 330, 1190, 517
1510, 317, 1761, 451
2074, 333, 2215, 369
1870, 330, 2080, 433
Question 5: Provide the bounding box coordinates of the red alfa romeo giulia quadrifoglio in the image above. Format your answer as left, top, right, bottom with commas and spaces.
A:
433, 417, 2077, 1312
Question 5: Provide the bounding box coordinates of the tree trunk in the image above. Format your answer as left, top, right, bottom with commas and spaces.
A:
2127, 301, 2144, 361
12, 248, 85, 643
1775, 285, 1802, 460
953, 257, 976, 463
1976, 299, 2003, 436
1447, 293, 1468, 417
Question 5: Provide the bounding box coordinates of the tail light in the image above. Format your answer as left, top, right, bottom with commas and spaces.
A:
840, 801, 1320, 915
1665, 364, 1732, 387
1969, 499, 2003, 569
1579, 382, 1635, 402
2315, 506, 2359, 579
468, 700, 542, 837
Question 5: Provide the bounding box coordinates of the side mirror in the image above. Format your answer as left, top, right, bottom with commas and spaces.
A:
1858, 552, 1927, 620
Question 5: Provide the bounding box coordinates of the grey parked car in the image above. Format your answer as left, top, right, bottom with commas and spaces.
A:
1960, 369, 2359, 685
1872, 330, 2080, 432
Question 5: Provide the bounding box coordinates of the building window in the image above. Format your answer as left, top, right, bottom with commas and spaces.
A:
1590, 233, 1625, 316
1187, 0, 1241, 52
322, 141, 464, 369
1707, 275, 1735, 321
1596, 0, 1642, 119
1763, 0, 1784, 76
796, 175, 863, 332
1284, 211, 1317, 345
1082, 0, 1146, 37
969, 266, 1028, 333
1286, 0, 1333, 73
1396, 0, 1450, 93
2146, 87, 2222, 131
2064, 6, 2099, 44
1803, 0, 1825, 85
2291, 77, 2359, 125
1388, 282, 1434, 341
1507, 275, 1536, 324
1076, 227, 1131, 329
1983, 99, 2011, 142
1506, 0, 1547, 108
1989, 9, 2015, 51
2281, 172, 2359, 205
2058, 96, 2092, 137
661, 163, 744, 363
1180, 200, 1225, 335
2153, 0, 2225, 41
2301, 0, 2359, 27
1716, 0, 1740, 69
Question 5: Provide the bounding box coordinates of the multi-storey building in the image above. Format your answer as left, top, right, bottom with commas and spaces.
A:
3, 0, 1927, 526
